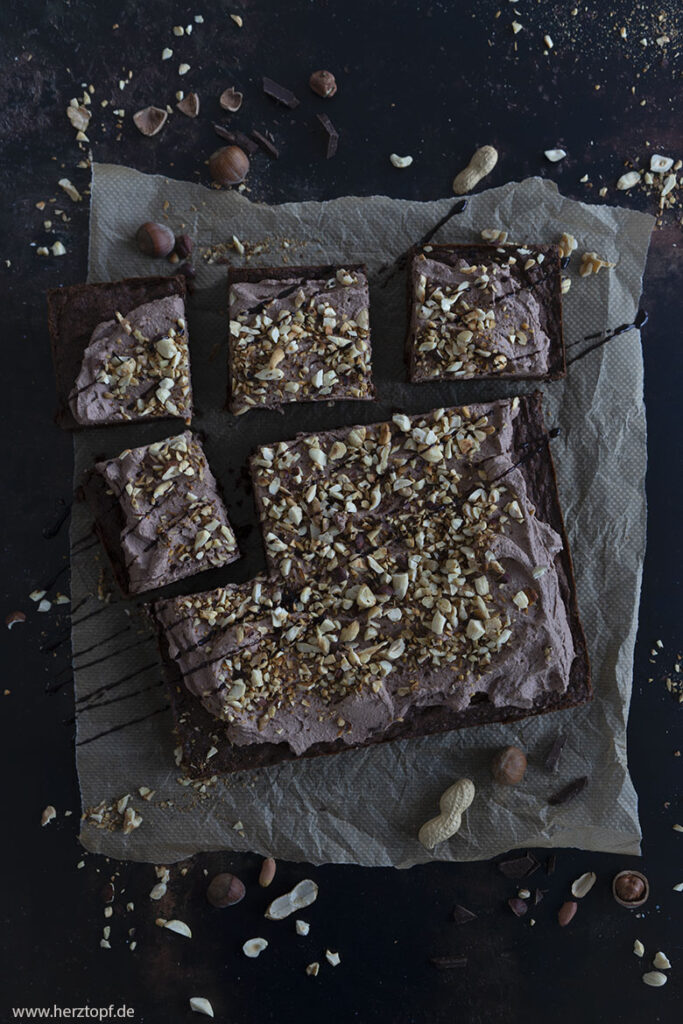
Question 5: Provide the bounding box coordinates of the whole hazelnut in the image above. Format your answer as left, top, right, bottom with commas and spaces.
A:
491, 745, 527, 785
135, 221, 175, 258
174, 234, 194, 260
206, 872, 245, 908
209, 145, 250, 186
309, 70, 337, 98
613, 870, 648, 907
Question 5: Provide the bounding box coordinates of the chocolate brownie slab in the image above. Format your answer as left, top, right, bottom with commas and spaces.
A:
48, 274, 192, 428
149, 395, 589, 776
406, 243, 565, 382
227, 264, 374, 414
83, 431, 239, 597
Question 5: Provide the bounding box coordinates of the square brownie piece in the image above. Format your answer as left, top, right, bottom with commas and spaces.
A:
406, 243, 565, 382
228, 264, 375, 415
47, 274, 193, 429
148, 395, 590, 776
83, 431, 239, 597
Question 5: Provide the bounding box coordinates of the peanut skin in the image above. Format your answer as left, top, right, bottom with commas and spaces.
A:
418, 778, 475, 849
452, 145, 498, 195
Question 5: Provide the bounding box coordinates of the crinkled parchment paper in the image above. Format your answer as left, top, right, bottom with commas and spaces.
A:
72, 165, 653, 866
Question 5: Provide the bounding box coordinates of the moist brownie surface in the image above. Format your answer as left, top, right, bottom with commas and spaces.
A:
48, 274, 191, 429
84, 431, 239, 596
150, 395, 590, 772
228, 264, 374, 414
407, 243, 565, 382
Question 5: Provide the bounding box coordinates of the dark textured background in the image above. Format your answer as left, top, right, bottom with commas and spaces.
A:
1, 2, 681, 1022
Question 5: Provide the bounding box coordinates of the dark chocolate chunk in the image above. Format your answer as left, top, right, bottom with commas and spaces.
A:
451, 904, 477, 925
549, 775, 588, 806
262, 76, 300, 108
508, 897, 528, 917
317, 113, 339, 158
212, 123, 259, 155
497, 853, 539, 879
430, 955, 468, 970
547, 854, 556, 876
544, 732, 567, 772
251, 130, 279, 159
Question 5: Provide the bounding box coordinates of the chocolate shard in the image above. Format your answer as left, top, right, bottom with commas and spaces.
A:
508, 897, 528, 918
212, 123, 259, 155
262, 76, 300, 109
547, 854, 556, 876
452, 903, 477, 925
316, 113, 338, 159
251, 130, 279, 159
544, 732, 567, 772
497, 852, 539, 879
430, 955, 468, 970
549, 775, 588, 806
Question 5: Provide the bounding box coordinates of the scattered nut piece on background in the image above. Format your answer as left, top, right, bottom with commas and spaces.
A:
309, 70, 337, 98
616, 171, 641, 190
490, 746, 527, 785
652, 951, 671, 970
41, 805, 56, 827
265, 879, 318, 919
189, 997, 214, 1017
295, 920, 310, 936
219, 88, 243, 112
177, 93, 200, 117
557, 901, 577, 926
633, 939, 645, 957
418, 778, 475, 848
306, 962, 320, 977
133, 106, 168, 136
259, 857, 276, 887
164, 920, 192, 938
579, 251, 616, 276
390, 154, 413, 169
326, 950, 341, 966
206, 873, 245, 908
209, 146, 250, 186
452, 145, 498, 194
642, 971, 667, 987
544, 148, 566, 162
243, 937, 268, 958
571, 872, 597, 899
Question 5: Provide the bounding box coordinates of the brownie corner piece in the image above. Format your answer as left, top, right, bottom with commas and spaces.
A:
47, 273, 193, 429
227, 263, 375, 415
83, 430, 239, 597
406, 242, 565, 383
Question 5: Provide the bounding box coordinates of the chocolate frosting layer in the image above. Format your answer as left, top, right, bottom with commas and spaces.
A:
91, 431, 239, 595
229, 267, 374, 414
69, 296, 193, 425
153, 399, 577, 755
409, 245, 559, 381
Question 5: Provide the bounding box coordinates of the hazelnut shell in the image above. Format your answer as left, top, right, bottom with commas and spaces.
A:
490, 745, 527, 785
309, 70, 337, 98
135, 221, 175, 258
177, 92, 200, 118
133, 106, 168, 137
219, 88, 243, 112
612, 869, 649, 908
209, 145, 250, 186
206, 872, 246, 908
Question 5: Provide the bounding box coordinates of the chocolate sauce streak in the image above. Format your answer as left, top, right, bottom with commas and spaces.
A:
72, 624, 133, 659
72, 680, 165, 717
70, 596, 89, 617
376, 199, 469, 288
75, 661, 161, 706
72, 602, 122, 629
46, 673, 74, 696
72, 636, 152, 673
41, 630, 71, 654
75, 704, 170, 746
43, 501, 71, 539
566, 309, 648, 366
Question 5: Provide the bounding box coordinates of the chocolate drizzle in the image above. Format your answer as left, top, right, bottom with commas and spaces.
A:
566, 309, 648, 366
376, 199, 469, 288
43, 501, 71, 539
75, 704, 170, 747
